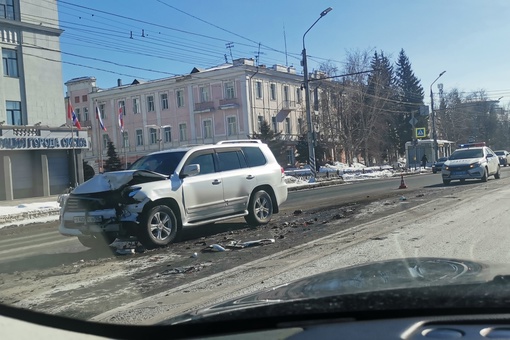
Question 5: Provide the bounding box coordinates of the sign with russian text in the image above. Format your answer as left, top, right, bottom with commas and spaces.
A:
0, 137, 88, 150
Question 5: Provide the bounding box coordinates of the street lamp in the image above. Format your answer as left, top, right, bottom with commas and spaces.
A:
145, 124, 171, 151
430, 70, 446, 162
302, 7, 332, 181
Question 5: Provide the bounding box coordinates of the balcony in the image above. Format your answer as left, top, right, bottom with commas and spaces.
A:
281, 100, 296, 112
219, 98, 240, 110
194, 101, 215, 113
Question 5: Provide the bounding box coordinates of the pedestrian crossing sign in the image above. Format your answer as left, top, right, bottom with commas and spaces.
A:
415, 127, 426, 138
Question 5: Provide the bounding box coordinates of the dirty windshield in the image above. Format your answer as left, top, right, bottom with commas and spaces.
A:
3, 0, 510, 336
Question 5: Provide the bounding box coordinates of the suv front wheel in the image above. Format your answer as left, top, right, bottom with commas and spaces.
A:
139, 205, 179, 249
245, 190, 273, 226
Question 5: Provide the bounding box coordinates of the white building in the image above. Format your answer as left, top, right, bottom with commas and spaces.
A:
66, 58, 309, 171
0, 0, 88, 200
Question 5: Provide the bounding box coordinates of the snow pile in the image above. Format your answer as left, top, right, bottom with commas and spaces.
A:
0, 201, 60, 229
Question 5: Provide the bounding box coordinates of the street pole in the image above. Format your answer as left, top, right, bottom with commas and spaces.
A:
430, 70, 446, 162
302, 7, 332, 181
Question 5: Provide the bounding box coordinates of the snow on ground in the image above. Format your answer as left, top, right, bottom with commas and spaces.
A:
0, 201, 60, 229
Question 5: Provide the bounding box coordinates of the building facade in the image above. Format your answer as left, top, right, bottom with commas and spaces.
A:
0, 0, 87, 200
66, 58, 309, 171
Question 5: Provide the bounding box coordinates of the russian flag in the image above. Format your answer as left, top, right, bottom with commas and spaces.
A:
118, 103, 124, 132
95, 106, 107, 131
67, 102, 82, 130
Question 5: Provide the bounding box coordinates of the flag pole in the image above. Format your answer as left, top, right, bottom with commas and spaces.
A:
96, 101, 103, 173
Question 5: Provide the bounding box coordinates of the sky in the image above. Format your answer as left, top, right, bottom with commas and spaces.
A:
48, 0, 510, 107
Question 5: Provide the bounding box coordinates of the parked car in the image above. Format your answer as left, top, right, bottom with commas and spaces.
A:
494, 150, 510, 166
59, 140, 288, 249
442, 143, 500, 185
432, 157, 448, 173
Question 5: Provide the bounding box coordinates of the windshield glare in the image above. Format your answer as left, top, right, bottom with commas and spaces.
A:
128, 151, 186, 175
449, 149, 484, 160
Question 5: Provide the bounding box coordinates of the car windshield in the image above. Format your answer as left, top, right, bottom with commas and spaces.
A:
449, 149, 484, 160
128, 151, 186, 175
4, 0, 510, 337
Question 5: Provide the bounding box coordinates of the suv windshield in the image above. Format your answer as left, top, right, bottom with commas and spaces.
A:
128, 151, 187, 175
449, 149, 484, 160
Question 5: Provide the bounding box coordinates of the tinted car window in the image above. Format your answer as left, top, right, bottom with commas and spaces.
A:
217, 150, 244, 171
242, 146, 267, 167
186, 153, 215, 175
128, 151, 186, 175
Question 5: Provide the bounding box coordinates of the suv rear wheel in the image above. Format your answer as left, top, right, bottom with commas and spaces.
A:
139, 205, 179, 249
245, 190, 273, 226
495, 166, 501, 179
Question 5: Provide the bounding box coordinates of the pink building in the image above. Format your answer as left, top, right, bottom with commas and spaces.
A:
65, 58, 307, 171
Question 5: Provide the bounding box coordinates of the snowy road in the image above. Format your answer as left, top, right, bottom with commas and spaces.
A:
92, 173, 510, 324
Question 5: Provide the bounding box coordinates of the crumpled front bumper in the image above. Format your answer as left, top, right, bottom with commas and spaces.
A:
59, 209, 120, 237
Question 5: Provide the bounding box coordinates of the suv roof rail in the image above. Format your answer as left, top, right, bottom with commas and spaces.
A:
216, 139, 262, 144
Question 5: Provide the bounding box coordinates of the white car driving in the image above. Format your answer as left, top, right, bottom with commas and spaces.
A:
442, 144, 500, 185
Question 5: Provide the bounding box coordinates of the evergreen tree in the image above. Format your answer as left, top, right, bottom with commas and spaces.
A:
294, 133, 326, 168
395, 49, 424, 154
250, 119, 287, 166
104, 137, 122, 171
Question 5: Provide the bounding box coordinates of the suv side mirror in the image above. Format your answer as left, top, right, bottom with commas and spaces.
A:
487, 154, 494, 158
182, 164, 200, 178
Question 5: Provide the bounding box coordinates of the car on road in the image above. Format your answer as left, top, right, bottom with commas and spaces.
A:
441, 143, 500, 185
495, 150, 510, 166
59, 140, 288, 249
432, 157, 448, 173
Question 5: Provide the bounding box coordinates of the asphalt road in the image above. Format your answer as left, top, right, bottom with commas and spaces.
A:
1, 169, 508, 322
0, 171, 443, 265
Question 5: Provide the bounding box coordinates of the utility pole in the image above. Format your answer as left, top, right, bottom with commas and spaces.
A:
430, 70, 446, 162
302, 7, 332, 181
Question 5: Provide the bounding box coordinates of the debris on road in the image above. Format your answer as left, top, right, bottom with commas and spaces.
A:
225, 238, 275, 249
207, 244, 227, 252
161, 262, 212, 275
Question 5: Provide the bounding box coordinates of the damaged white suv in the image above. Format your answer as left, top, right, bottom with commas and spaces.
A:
59, 140, 288, 249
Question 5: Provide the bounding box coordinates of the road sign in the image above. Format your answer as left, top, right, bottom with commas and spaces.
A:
409, 117, 418, 126
419, 105, 429, 116
415, 127, 426, 138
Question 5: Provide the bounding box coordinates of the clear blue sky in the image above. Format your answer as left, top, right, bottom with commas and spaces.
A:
53, 0, 510, 106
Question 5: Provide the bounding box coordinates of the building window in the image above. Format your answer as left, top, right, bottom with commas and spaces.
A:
82, 95, 88, 102
271, 116, 277, 132
136, 129, 143, 146
161, 93, 168, 110
118, 100, 125, 115
283, 85, 290, 105
296, 88, 302, 103
224, 81, 235, 99
179, 123, 187, 141
256, 81, 262, 99
102, 134, 109, 150
285, 117, 291, 134
176, 90, 185, 107
133, 98, 140, 114
199, 86, 209, 103
74, 96, 80, 103
0, 0, 15, 20
75, 108, 81, 122
270, 83, 277, 101
227, 116, 237, 136
203, 120, 213, 139
147, 95, 155, 112
298, 118, 303, 134
6, 101, 21, 125
83, 107, 89, 121
287, 149, 293, 166
257, 115, 263, 132
123, 131, 129, 148
149, 128, 157, 144
164, 126, 171, 142
2, 49, 18, 77
99, 103, 106, 119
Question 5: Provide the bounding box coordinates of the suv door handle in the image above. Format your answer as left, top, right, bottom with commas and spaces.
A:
212, 179, 222, 185
246, 175, 255, 180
